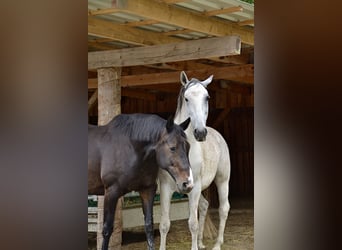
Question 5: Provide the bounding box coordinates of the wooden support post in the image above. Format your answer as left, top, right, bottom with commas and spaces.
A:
96, 67, 122, 250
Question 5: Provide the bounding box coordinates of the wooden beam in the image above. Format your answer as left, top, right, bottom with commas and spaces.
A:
88, 64, 253, 89
163, 29, 192, 36
166, 61, 217, 71
238, 19, 254, 26
88, 36, 241, 69
88, 16, 183, 46
160, 0, 185, 3
209, 54, 250, 65
88, 89, 98, 111
88, 8, 120, 16
122, 88, 157, 101
204, 6, 243, 16
113, 0, 254, 45
88, 41, 120, 51
125, 19, 159, 26
120, 64, 254, 86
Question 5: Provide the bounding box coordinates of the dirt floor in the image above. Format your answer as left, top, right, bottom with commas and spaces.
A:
88, 197, 253, 250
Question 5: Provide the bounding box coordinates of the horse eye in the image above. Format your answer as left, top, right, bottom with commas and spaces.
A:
185, 98, 188, 102
206, 96, 210, 101
170, 146, 176, 152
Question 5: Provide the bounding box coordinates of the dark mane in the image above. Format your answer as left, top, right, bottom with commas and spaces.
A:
109, 113, 166, 142
175, 78, 201, 117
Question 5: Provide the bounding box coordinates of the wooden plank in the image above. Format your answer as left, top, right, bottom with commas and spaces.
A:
209, 54, 250, 65
88, 8, 120, 16
88, 36, 241, 69
125, 19, 159, 26
88, 64, 253, 88
121, 64, 253, 86
204, 6, 243, 16
113, 0, 254, 45
88, 16, 183, 46
122, 88, 157, 101
238, 19, 254, 26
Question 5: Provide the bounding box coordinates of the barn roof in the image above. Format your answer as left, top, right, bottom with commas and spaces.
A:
88, 0, 254, 99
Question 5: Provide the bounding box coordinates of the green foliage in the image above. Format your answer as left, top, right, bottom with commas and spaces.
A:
240, 0, 254, 4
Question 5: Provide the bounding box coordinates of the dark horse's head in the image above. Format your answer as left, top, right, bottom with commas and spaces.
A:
156, 117, 193, 194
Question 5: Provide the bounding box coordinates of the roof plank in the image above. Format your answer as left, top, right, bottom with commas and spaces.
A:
88, 16, 184, 46
113, 0, 254, 45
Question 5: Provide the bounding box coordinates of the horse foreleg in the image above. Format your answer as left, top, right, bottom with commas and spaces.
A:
140, 185, 157, 250
212, 179, 230, 250
198, 194, 209, 249
102, 188, 119, 250
158, 183, 174, 250
188, 184, 201, 250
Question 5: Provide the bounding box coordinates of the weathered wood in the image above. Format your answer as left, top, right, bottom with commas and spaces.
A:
88, 64, 253, 89
238, 19, 254, 26
88, 36, 241, 69
97, 68, 121, 123
88, 16, 183, 46
97, 67, 122, 250
113, 0, 254, 45
204, 6, 243, 16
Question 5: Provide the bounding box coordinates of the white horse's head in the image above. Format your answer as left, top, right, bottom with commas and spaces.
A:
178, 71, 213, 141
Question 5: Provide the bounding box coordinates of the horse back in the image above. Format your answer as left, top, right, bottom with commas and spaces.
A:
88, 123, 159, 195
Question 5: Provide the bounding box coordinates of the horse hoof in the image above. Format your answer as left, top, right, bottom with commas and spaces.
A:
198, 243, 206, 249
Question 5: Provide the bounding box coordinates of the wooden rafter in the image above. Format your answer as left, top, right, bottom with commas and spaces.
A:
163, 29, 193, 36
88, 41, 120, 51
112, 0, 254, 45
204, 6, 243, 16
160, 0, 185, 3
88, 64, 254, 89
238, 19, 254, 26
209, 54, 250, 65
88, 89, 98, 111
88, 36, 241, 69
88, 16, 184, 46
125, 19, 159, 26
121, 88, 157, 101
88, 8, 120, 16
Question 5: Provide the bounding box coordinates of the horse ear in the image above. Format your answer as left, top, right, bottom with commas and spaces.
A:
180, 71, 189, 86
166, 115, 174, 133
201, 75, 213, 87
179, 117, 191, 131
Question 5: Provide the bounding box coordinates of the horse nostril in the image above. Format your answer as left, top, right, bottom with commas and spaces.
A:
182, 181, 193, 192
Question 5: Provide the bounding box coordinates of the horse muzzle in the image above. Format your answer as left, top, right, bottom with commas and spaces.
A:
179, 179, 194, 194
194, 128, 207, 141
176, 168, 194, 194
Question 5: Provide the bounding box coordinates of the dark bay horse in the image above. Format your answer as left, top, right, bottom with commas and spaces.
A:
88, 113, 193, 250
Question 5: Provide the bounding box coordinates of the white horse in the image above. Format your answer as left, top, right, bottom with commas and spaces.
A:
158, 71, 231, 250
